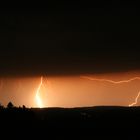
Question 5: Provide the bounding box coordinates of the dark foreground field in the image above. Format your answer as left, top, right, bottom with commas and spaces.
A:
0, 106, 139, 138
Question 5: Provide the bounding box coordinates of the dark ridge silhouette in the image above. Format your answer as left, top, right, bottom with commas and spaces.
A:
0, 104, 139, 138
0, 105, 140, 128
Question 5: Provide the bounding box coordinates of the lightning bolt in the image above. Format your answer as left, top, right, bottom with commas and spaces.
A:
80, 76, 140, 84
128, 91, 140, 107
80, 76, 140, 107
35, 76, 43, 108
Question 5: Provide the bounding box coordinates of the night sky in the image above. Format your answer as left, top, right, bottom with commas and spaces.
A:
0, 1, 140, 76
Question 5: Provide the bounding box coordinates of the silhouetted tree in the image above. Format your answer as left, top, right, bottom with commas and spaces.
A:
0, 103, 4, 109
22, 105, 26, 109
7, 102, 14, 109
19, 106, 22, 109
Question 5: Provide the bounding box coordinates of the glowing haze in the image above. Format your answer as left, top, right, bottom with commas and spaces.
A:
0, 71, 140, 108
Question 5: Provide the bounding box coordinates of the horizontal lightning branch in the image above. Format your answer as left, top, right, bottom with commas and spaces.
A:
80, 76, 140, 84
80, 75, 140, 107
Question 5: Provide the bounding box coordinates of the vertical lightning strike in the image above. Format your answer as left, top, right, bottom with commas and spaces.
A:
128, 91, 140, 107
35, 76, 43, 108
80, 76, 140, 107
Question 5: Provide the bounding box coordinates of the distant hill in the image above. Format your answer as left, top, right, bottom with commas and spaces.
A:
0, 106, 139, 138
0, 106, 140, 128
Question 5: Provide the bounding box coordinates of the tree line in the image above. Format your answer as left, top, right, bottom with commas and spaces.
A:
0, 102, 26, 109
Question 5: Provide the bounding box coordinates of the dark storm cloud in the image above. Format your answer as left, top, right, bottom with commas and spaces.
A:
0, 1, 140, 76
